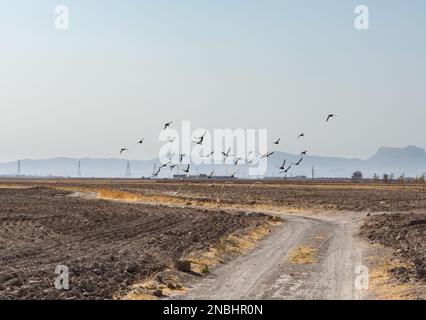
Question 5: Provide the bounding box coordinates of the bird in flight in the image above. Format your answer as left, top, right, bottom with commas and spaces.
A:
182, 164, 190, 173
167, 137, 176, 143
166, 152, 175, 161
234, 158, 243, 166
164, 122, 173, 130
120, 148, 128, 154
137, 138, 144, 144
276, 159, 286, 170
281, 165, 292, 174
259, 151, 274, 158
152, 167, 161, 178
222, 147, 232, 161
326, 114, 337, 122
208, 170, 214, 179
193, 131, 207, 145
203, 151, 214, 158
292, 158, 303, 166
274, 138, 280, 145
159, 162, 169, 169
247, 158, 256, 165
297, 133, 304, 139
300, 150, 308, 155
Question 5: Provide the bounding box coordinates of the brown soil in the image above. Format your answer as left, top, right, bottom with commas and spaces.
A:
0, 187, 272, 300
3, 179, 426, 213
360, 213, 426, 282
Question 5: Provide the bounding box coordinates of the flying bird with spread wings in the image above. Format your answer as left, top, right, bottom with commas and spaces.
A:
164, 122, 173, 130
276, 159, 286, 170
182, 164, 190, 173
259, 151, 274, 158
292, 158, 303, 166
326, 114, 337, 122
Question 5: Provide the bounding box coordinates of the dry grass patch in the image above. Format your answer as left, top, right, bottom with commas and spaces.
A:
187, 220, 281, 273
368, 258, 421, 300
289, 246, 319, 264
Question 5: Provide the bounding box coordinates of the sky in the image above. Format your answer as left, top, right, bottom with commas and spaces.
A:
0, 0, 425, 162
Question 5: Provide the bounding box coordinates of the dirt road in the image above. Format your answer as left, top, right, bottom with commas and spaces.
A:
179, 213, 366, 300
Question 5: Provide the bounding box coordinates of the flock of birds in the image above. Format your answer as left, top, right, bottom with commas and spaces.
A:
119, 115, 337, 179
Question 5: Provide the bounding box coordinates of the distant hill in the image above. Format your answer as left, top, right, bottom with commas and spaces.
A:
1, 146, 425, 179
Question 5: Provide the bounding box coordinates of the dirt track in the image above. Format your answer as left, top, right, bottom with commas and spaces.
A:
177, 212, 365, 300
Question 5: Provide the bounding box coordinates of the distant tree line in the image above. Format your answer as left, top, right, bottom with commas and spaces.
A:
352, 171, 426, 183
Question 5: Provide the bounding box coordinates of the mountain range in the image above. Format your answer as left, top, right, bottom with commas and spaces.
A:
1, 146, 425, 179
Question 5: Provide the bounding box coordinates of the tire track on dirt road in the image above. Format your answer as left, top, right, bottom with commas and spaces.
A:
177, 213, 366, 300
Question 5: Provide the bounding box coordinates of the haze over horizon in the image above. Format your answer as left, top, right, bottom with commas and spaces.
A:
1, 0, 425, 162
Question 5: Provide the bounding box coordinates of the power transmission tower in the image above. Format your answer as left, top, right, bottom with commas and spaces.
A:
17, 160, 22, 176
125, 161, 132, 178
77, 161, 81, 178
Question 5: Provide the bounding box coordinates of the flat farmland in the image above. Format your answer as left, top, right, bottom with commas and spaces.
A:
0, 179, 425, 300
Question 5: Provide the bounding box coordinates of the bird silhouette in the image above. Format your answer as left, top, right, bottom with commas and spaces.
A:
159, 162, 169, 169
259, 151, 274, 158
152, 167, 162, 178
120, 148, 128, 154
193, 131, 207, 145
137, 138, 144, 144
281, 165, 292, 173
234, 158, 243, 166
164, 122, 173, 130
166, 152, 175, 161
167, 137, 176, 143
182, 164, 190, 173
274, 138, 280, 145
297, 133, 304, 139
300, 150, 308, 155
276, 159, 286, 170
292, 158, 303, 166
326, 114, 337, 122
222, 147, 232, 161
203, 151, 214, 158
247, 158, 256, 165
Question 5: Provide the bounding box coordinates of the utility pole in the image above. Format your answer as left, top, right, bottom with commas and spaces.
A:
77, 160, 81, 178
17, 160, 22, 176
125, 161, 132, 178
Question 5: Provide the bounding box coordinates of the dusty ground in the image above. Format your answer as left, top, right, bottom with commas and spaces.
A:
0, 179, 425, 300
0, 186, 272, 300
3, 179, 426, 213
360, 213, 426, 282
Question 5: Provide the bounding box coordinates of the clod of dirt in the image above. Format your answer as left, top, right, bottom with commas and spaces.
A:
152, 289, 163, 297
174, 260, 192, 272
126, 262, 139, 274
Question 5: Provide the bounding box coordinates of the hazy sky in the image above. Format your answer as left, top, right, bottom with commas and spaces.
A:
1, 0, 425, 162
